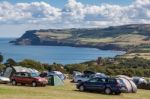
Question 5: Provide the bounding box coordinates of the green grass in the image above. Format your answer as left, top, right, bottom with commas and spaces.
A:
0, 80, 150, 99
79, 34, 148, 44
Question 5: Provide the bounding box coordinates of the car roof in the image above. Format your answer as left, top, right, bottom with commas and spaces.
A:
92, 77, 108, 79
15, 72, 28, 73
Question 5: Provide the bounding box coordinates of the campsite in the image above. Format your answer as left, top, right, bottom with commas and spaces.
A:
0, 80, 150, 99
0, 65, 149, 99
0, 0, 150, 99
0, 56, 150, 98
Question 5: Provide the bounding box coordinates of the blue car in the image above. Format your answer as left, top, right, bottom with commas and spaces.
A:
76, 77, 122, 95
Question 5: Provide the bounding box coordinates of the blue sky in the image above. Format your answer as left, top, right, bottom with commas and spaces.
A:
0, 0, 150, 37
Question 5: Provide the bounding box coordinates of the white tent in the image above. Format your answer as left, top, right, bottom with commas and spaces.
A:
3, 66, 39, 78
117, 75, 137, 93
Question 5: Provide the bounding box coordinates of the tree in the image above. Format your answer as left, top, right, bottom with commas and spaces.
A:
5, 58, 17, 66
19, 59, 45, 71
0, 54, 3, 63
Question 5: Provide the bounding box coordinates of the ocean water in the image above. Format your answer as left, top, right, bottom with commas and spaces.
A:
0, 38, 125, 64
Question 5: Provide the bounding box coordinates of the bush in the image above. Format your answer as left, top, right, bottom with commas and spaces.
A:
18, 59, 45, 71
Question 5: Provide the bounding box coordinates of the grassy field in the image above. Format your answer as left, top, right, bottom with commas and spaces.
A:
122, 53, 150, 60
79, 34, 149, 46
0, 80, 150, 99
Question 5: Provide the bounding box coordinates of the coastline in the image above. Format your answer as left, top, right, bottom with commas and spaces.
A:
0, 38, 125, 65
10, 39, 127, 52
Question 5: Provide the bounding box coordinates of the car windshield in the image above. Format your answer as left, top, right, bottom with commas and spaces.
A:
30, 73, 39, 77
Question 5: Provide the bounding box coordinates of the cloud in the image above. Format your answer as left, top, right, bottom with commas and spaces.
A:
0, 1, 61, 24
0, 0, 150, 28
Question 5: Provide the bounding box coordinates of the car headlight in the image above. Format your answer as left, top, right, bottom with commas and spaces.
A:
38, 79, 43, 82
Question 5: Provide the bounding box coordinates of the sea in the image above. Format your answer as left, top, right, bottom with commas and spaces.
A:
0, 38, 125, 64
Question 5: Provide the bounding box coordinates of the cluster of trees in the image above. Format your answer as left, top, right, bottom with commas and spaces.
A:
0, 54, 66, 73
65, 57, 150, 77
0, 53, 150, 77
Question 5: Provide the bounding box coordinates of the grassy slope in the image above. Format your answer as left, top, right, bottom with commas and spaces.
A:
0, 80, 150, 99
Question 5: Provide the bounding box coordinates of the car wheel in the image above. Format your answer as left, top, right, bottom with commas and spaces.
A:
105, 88, 112, 95
79, 85, 85, 91
32, 82, 37, 87
12, 80, 17, 85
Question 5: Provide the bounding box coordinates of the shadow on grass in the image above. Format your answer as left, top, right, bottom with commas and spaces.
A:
73, 89, 121, 96
5, 83, 46, 88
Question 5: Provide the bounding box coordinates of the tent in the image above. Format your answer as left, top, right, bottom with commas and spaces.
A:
48, 71, 65, 80
117, 75, 137, 93
3, 66, 39, 78
47, 74, 64, 86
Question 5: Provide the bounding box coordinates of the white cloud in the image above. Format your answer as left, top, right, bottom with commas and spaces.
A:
0, 1, 61, 24
0, 0, 150, 29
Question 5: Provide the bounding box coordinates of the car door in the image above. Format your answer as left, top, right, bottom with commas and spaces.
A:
14, 73, 22, 83
19, 72, 28, 84
23, 73, 32, 84
84, 78, 99, 90
96, 78, 106, 91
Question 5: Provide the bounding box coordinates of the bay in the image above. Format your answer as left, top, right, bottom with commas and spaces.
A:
0, 38, 125, 64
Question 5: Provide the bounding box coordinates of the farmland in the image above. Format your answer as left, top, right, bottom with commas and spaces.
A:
0, 80, 150, 99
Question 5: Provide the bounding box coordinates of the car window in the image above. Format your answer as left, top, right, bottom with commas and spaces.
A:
117, 79, 125, 85
89, 78, 99, 83
30, 73, 39, 77
107, 78, 116, 83
24, 73, 29, 77
15, 73, 21, 77
98, 78, 106, 83
20, 73, 26, 77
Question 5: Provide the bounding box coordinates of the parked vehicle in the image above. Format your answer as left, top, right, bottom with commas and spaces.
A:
73, 74, 94, 83
73, 71, 82, 77
94, 73, 107, 78
0, 76, 10, 84
132, 77, 147, 85
83, 71, 95, 76
11, 72, 48, 87
76, 77, 122, 95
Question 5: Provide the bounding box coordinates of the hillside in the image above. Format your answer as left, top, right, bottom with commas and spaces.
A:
11, 24, 150, 51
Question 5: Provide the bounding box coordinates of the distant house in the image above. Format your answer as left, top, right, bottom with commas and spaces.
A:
97, 57, 103, 65
3, 66, 39, 78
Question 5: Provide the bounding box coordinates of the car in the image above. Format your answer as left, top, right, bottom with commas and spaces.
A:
73, 74, 94, 83
73, 71, 82, 77
11, 72, 48, 87
132, 77, 147, 85
0, 76, 10, 84
76, 77, 122, 95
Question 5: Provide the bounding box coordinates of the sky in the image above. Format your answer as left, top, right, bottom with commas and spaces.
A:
0, 0, 150, 37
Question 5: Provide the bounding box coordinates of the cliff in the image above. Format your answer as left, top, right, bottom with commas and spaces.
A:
11, 24, 150, 51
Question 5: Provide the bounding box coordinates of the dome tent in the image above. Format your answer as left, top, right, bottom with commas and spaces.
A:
117, 75, 137, 93
47, 74, 64, 86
